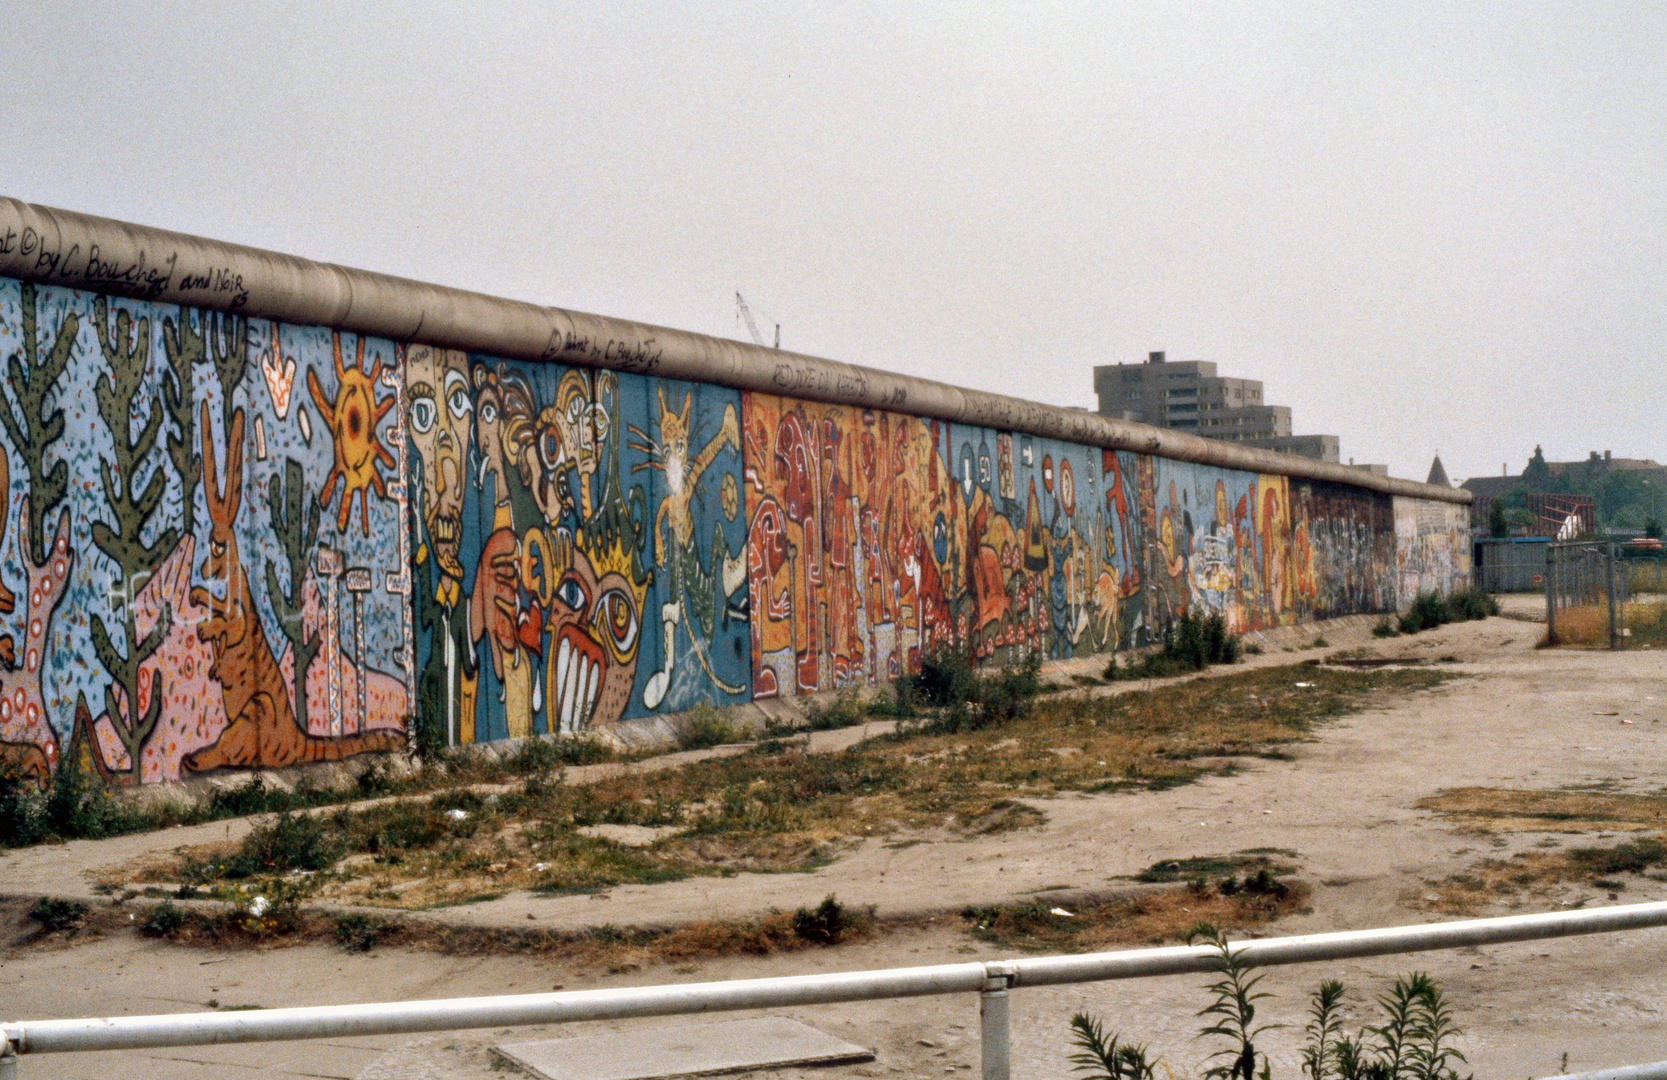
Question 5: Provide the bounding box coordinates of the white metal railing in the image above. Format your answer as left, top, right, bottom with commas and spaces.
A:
6, 901, 1667, 1080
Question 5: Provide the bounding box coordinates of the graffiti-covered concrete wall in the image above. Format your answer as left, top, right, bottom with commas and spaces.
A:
411, 352, 750, 745
0, 279, 410, 785
1393, 497, 1473, 602
0, 257, 1471, 784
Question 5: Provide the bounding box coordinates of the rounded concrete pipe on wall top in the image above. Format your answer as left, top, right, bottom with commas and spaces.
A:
0, 196, 1467, 505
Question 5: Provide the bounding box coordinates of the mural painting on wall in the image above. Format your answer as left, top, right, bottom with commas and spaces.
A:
0, 272, 1472, 784
1145, 460, 1266, 633
741, 393, 1149, 698
1145, 461, 1399, 634
0, 279, 411, 785
1393, 498, 1472, 603
405, 353, 749, 747
1292, 480, 1396, 620
958, 431, 1147, 662
743, 395, 978, 697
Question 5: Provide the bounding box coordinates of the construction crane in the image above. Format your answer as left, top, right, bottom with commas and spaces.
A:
734, 292, 779, 349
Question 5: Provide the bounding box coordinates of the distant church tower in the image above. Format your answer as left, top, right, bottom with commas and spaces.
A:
1426, 455, 1451, 487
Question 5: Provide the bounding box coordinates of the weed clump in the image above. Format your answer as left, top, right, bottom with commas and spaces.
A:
29, 897, 89, 934
1399, 587, 1497, 635
1216, 868, 1290, 900
803, 688, 869, 731
883, 645, 975, 718
0, 759, 141, 848
791, 893, 865, 945
140, 901, 188, 938
895, 650, 1043, 734
334, 912, 393, 952
1070, 925, 1472, 1080
678, 704, 748, 750
506, 734, 615, 774
1070, 1014, 1156, 1080
183, 811, 342, 882
1107, 612, 1241, 681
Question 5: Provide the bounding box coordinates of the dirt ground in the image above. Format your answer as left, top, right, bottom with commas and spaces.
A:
7, 609, 1667, 1079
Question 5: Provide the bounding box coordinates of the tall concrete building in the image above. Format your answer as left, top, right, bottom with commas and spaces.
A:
1093, 351, 1340, 462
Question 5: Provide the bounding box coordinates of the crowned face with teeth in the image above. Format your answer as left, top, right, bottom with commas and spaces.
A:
546, 547, 643, 732
406, 345, 472, 583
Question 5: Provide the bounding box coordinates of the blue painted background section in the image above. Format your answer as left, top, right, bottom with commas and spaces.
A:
412, 355, 749, 747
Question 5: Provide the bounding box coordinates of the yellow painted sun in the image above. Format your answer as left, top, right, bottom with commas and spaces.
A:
309, 333, 397, 535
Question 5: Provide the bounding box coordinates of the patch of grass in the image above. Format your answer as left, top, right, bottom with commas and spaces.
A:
1547, 603, 1612, 647
181, 811, 343, 883
963, 878, 1309, 952
965, 799, 1048, 834
115, 666, 1453, 911
140, 901, 187, 937
1418, 787, 1667, 833
1136, 851, 1298, 884
1372, 619, 1400, 638
678, 703, 749, 750
334, 913, 391, 952
1399, 587, 1497, 634
29, 897, 89, 934
1107, 613, 1241, 681
1569, 836, 1667, 875
525, 833, 693, 897
1624, 601, 1667, 649
132, 895, 884, 967
802, 688, 870, 731
1409, 834, 1667, 916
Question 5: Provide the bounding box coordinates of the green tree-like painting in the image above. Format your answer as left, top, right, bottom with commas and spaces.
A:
0, 282, 78, 564
265, 457, 321, 734
160, 308, 205, 535
208, 312, 249, 437
89, 295, 179, 783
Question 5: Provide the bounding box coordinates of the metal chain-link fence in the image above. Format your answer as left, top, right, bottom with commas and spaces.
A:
1546, 541, 1629, 649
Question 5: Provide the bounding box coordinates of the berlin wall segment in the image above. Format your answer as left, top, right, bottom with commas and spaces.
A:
0, 269, 1470, 788
0, 278, 411, 787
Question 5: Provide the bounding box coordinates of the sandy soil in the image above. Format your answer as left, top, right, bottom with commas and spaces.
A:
7, 611, 1667, 1078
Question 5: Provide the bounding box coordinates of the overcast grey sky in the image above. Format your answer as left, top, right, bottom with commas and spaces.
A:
3, 2, 1662, 483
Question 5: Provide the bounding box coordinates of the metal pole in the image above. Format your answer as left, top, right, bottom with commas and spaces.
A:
1608, 542, 1621, 650
979, 988, 1010, 1080
981, 963, 1014, 1080
1546, 547, 1557, 642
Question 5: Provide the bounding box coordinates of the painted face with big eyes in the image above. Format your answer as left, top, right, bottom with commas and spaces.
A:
544, 547, 642, 731
473, 367, 508, 504
406, 345, 472, 581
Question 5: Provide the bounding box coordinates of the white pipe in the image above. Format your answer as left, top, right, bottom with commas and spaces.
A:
7, 902, 1667, 1056
1008, 898, 1667, 987
4, 963, 989, 1055
1562, 1062, 1667, 1080
0, 196, 1467, 505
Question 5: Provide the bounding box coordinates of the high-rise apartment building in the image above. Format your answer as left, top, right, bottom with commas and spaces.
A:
1092, 351, 1340, 463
